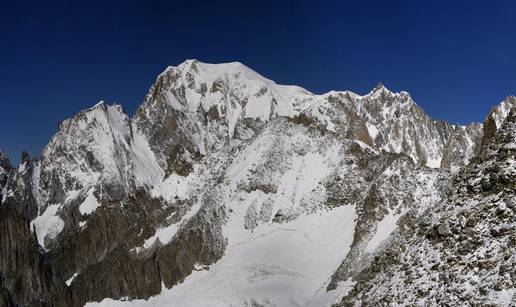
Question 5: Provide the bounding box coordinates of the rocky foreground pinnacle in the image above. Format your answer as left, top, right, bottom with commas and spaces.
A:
339, 108, 516, 306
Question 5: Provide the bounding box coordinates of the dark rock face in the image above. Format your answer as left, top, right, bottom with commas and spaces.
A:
2, 152, 38, 221
0, 150, 11, 204
69, 248, 162, 305
0, 287, 15, 307
441, 123, 483, 171
2, 182, 225, 307
49, 189, 225, 306
0, 204, 70, 307
133, 72, 198, 178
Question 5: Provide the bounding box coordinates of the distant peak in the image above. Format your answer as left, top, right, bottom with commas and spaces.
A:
0, 150, 9, 164
369, 82, 392, 95
374, 82, 386, 90
487, 97, 516, 129
182, 58, 198, 65
0, 150, 10, 167
157, 60, 282, 92
171, 59, 254, 75
72, 101, 129, 124
90, 100, 106, 110
177, 59, 200, 70
20, 150, 30, 164
109, 102, 124, 112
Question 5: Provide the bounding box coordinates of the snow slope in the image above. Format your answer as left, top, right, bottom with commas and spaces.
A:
87, 206, 356, 307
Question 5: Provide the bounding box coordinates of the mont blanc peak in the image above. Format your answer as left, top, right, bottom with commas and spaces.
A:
132, 60, 481, 170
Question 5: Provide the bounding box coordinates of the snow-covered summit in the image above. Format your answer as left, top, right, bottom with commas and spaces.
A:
132, 60, 485, 169
27, 99, 163, 248
364, 82, 397, 99
487, 96, 516, 129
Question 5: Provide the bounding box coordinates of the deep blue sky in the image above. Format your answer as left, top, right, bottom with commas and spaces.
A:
1, 0, 516, 164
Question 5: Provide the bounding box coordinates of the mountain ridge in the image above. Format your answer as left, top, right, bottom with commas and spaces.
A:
0, 59, 514, 307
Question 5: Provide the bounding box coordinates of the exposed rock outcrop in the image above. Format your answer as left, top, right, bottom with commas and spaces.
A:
339, 108, 516, 306
0, 204, 70, 306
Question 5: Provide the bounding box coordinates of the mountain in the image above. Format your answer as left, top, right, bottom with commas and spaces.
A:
0, 60, 514, 306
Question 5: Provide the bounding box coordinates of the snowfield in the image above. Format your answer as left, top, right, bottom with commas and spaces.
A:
86, 205, 357, 307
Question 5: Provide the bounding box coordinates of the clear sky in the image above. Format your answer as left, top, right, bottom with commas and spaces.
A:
1, 0, 515, 164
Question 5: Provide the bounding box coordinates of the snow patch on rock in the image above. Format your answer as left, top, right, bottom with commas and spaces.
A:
31, 204, 64, 249
365, 210, 404, 253
79, 189, 101, 215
